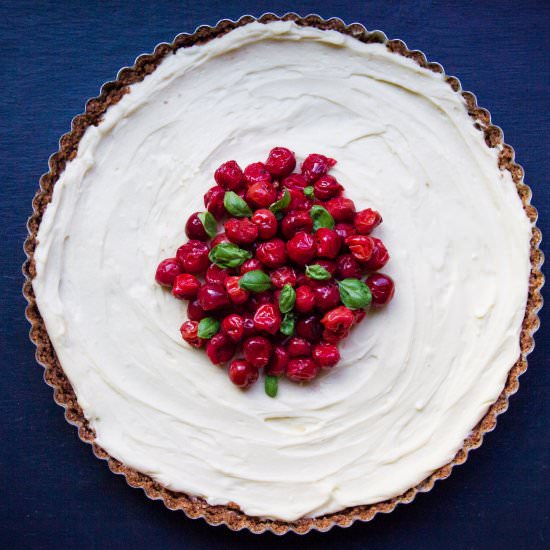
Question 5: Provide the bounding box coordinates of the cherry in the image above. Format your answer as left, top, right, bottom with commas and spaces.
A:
185, 212, 210, 241
315, 228, 342, 259
243, 162, 272, 185
224, 217, 259, 246
312, 282, 341, 312
285, 188, 313, 212
354, 208, 382, 235
256, 238, 287, 268
187, 299, 207, 321
214, 160, 243, 190
267, 345, 290, 376
229, 360, 259, 388
313, 174, 343, 200
286, 358, 319, 382
366, 273, 395, 307
210, 232, 230, 248
336, 254, 363, 279
246, 181, 277, 208
312, 342, 340, 368
295, 315, 323, 342
281, 210, 313, 239
206, 264, 231, 286
310, 259, 337, 276
176, 240, 209, 274
270, 266, 297, 289
204, 185, 226, 220
253, 303, 282, 335
221, 313, 245, 342
172, 273, 201, 300
251, 209, 278, 239
287, 337, 312, 357
286, 231, 315, 265
243, 335, 272, 368
334, 222, 356, 240
345, 234, 375, 263
155, 258, 183, 287
265, 147, 296, 177
206, 333, 236, 365
295, 285, 316, 314
323, 328, 350, 344
242, 314, 257, 338
282, 173, 308, 191
197, 283, 230, 311
301, 153, 336, 184
353, 309, 366, 324
240, 258, 263, 274
364, 238, 390, 271
321, 306, 355, 333
224, 276, 249, 305
179, 320, 204, 348
325, 197, 356, 223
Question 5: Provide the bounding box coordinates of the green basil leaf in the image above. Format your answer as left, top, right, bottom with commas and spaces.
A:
280, 312, 296, 336
224, 191, 253, 217
197, 317, 220, 339
197, 211, 217, 238
337, 278, 372, 310
208, 242, 251, 268
305, 264, 331, 281
264, 375, 279, 398
278, 284, 296, 313
238, 270, 272, 293
310, 205, 334, 231
303, 186, 315, 199
269, 189, 291, 214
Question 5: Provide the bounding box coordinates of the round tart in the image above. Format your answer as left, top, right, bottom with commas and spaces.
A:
24, 14, 543, 534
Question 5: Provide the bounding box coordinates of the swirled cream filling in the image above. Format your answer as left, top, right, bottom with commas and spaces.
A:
33, 22, 531, 521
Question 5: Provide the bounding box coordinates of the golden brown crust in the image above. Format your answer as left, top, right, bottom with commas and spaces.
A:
22, 12, 544, 534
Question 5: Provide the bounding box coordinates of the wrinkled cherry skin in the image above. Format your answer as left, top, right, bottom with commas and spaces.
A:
246, 181, 277, 208
176, 240, 210, 274
321, 306, 355, 332
214, 160, 244, 190
206, 333, 236, 365
313, 282, 341, 312
325, 197, 356, 223
221, 314, 245, 342
334, 222, 356, 240
287, 337, 312, 357
364, 238, 390, 271
187, 299, 207, 321
251, 209, 278, 239
244, 162, 272, 186
286, 358, 319, 382
225, 276, 249, 305
155, 258, 183, 287
210, 232, 230, 248
270, 266, 297, 288
301, 153, 337, 184
239, 258, 263, 274
287, 231, 316, 265
265, 147, 296, 177
354, 208, 382, 235
204, 185, 227, 220
197, 283, 230, 311
267, 345, 290, 376
366, 273, 395, 307
224, 217, 259, 246
312, 342, 340, 368
256, 238, 288, 268
172, 273, 201, 300
253, 303, 282, 335
285, 188, 313, 212
185, 212, 210, 241
282, 173, 308, 190
336, 254, 363, 279
310, 259, 337, 276
313, 174, 343, 200
229, 360, 259, 388
315, 228, 342, 259
243, 335, 272, 368
180, 320, 204, 348
281, 210, 313, 239
296, 315, 323, 342
345, 234, 375, 263
295, 285, 316, 314
242, 314, 257, 338
323, 328, 350, 344
206, 264, 231, 286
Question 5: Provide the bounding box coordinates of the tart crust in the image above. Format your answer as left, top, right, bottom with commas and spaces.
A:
23, 13, 544, 534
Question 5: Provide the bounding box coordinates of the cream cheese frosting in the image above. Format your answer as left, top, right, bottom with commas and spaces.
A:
33, 22, 532, 521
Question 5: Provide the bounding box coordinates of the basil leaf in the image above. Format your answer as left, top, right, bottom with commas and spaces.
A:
310, 205, 334, 231
280, 312, 296, 336
224, 191, 253, 217
265, 375, 279, 398
337, 278, 372, 309
208, 242, 251, 268
303, 186, 315, 199
269, 189, 291, 214
197, 211, 217, 238
197, 317, 220, 339
305, 264, 331, 281
278, 284, 296, 313
238, 270, 272, 293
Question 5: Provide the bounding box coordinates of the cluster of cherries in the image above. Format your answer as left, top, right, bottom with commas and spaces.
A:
155, 147, 394, 396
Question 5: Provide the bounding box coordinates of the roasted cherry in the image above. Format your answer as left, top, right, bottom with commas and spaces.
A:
155, 258, 183, 287
225, 217, 259, 246
366, 273, 395, 307
315, 228, 341, 259
364, 238, 390, 271
242, 335, 272, 368
325, 197, 356, 223
180, 320, 204, 348
172, 273, 201, 300
281, 210, 313, 239
301, 153, 336, 183
198, 283, 230, 311
286, 231, 315, 265
354, 208, 382, 234
214, 160, 243, 190
251, 209, 278, 239
229, 360, 259, 388
265, 147, 296, 177
312, 342, 340, 368
176, 240, 209, 274
286, 358, 319, 381
256, 238, 287, 268
206, 333, 236, 364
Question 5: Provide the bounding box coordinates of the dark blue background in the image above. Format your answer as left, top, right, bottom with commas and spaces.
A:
1, 1, 548, 548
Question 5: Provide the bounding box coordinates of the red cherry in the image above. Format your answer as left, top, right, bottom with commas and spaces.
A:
243, 162, 272, 185
197, 283, 230, 311
228, 360, 259, 388
323, 328, 350, 344
155, 258, 183, 287
214, 160, 243, 190
265, 147, 296, 177
336, 254, 363, 279
334, 222, 356, 240
295, 315, 323, 342
240, 258, 263, 274
179, 320, 204, 348
256, 238, 287, 268
312, 282, 341, 312
267, 345, 290, 376
310, 259, 337, 277
270, 266, 297, 289
185, 212, 210, 241
364, 238, 390, 271
281, 173, 308, 190
287, 337, 312, 357
286, 358, 319, 382
345, 234, 375, 263
253, 303, 281, 335
354, 208, 382, 235
312, 342, 340, 368
210, 232, 230, 248
281, 210, 313, 239
206, 333, 236, 365
172, 273, 201, 300
285, 188, 313, 212
176, 240, 209, 274
313, 174, 343, 200
286, 231, 315, 265
301, 153, 336, 184
366, 273, 395, 307
315, 228, 342, 259
187, 299, 207, 321
224, 276, 249, 305
243, 335, 272, 368
251, 209, 278, 239
295, 285, 316, 314
224, 217, 259, 246
246, 181, 277, 208
221, 313, 245, 342
321, 306, 355, 332
325, 197, 356, 223
353, 308, 366, 324
204, 185, 226, 220
205, 264, 231, 286
242, 313, 257, 338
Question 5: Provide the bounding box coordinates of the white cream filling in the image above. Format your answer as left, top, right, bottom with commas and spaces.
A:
33, 22, 532, 521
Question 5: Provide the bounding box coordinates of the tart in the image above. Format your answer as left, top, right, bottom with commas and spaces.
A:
24, 14, 543, 534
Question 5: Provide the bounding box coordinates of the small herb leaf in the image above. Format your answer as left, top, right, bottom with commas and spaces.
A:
279, 284, 296, 313
238, 270, 272, 293
280, 312, 296, 336
208, 242, 252, 268
224, 191, 253, 217
269, 189, 291, 214
310, 205, 335, 231
337, 278, 372, 309
265, 375, 279, 398
197, 211, 217, 238
303, 186, 315, 199
197, 317, 220, 339
305, 264, 331, 281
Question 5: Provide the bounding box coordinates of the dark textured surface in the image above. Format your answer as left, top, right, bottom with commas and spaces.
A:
1, 1, 549, 548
